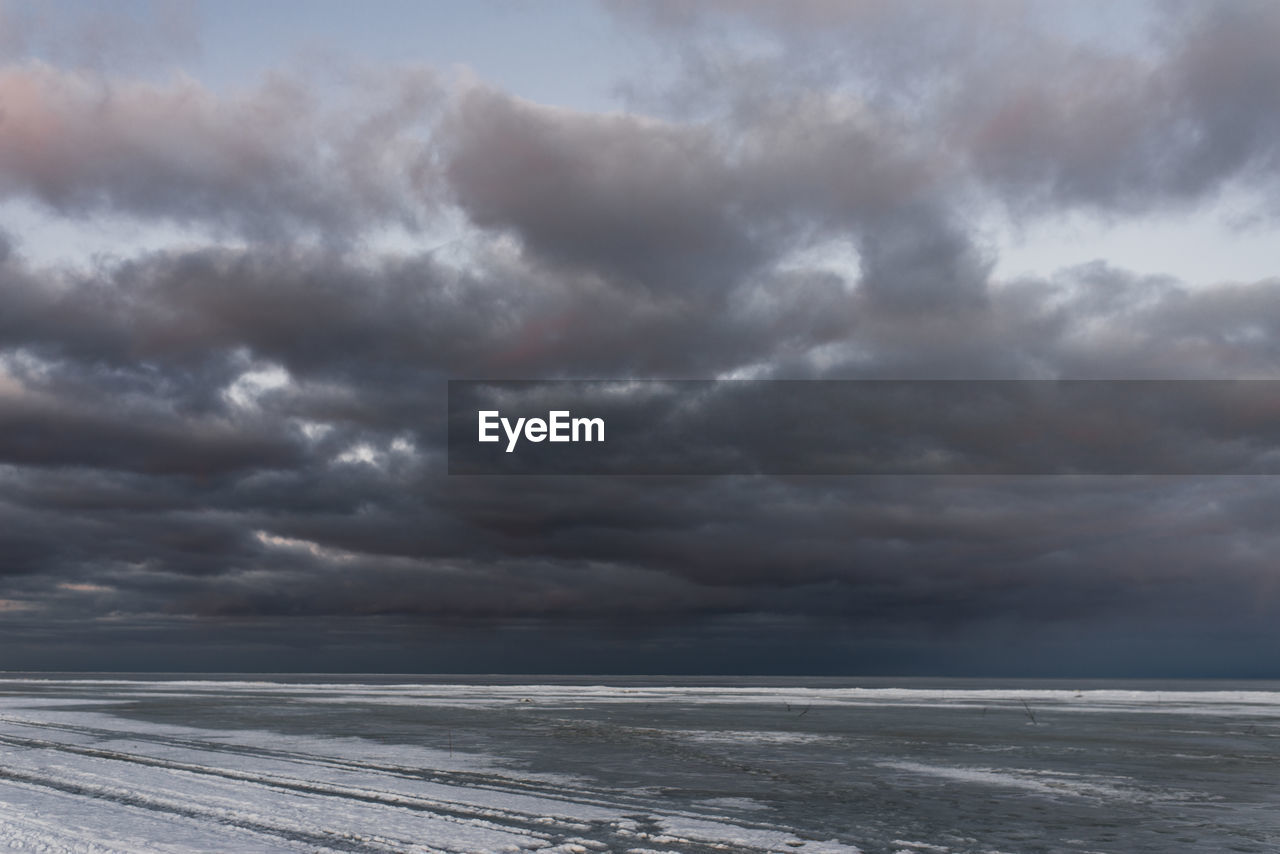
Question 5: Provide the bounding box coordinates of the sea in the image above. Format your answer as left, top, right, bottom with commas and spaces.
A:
0, 674, 1276, 853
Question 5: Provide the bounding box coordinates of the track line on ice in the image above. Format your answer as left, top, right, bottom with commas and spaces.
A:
0, 713, 816, 833
0, 717, 854, 853
0, 769, 457, 854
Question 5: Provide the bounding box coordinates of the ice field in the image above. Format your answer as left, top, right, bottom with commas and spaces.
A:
0, 676, 1277, 853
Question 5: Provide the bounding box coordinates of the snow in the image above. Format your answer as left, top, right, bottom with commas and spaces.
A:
0, 682, 864, 853
1, 676, 1274, 852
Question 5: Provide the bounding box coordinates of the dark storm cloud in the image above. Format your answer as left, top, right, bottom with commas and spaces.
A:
0, 391, 302, 475
3, 234, 1280, 662
2, 0, 1280, 673
444, 86, 761, 292
441, 80, 993, 317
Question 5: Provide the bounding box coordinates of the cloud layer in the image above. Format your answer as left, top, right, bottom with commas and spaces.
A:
1, 0, 1279, 673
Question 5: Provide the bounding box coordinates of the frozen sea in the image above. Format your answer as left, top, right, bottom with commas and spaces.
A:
0, 676, 1276, 853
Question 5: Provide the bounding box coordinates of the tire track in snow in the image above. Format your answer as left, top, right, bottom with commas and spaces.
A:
0, 712, 848, 853
0, 713, 672, 814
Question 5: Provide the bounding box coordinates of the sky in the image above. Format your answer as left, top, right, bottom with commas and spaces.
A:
2, 0, 1280, 675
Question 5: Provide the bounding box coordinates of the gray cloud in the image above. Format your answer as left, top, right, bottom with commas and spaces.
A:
444, 86, 760, 292
612, 0, 1280, 220
0, 62, 440, 238
1, 1, 1279, 673
2, 236, 1280, 664
953, 3, 1280, 216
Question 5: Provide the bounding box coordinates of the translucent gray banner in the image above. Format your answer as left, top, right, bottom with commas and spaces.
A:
447, 380, 1280, 475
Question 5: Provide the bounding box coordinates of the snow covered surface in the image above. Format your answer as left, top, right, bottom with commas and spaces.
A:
0, 677, 1277, 852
